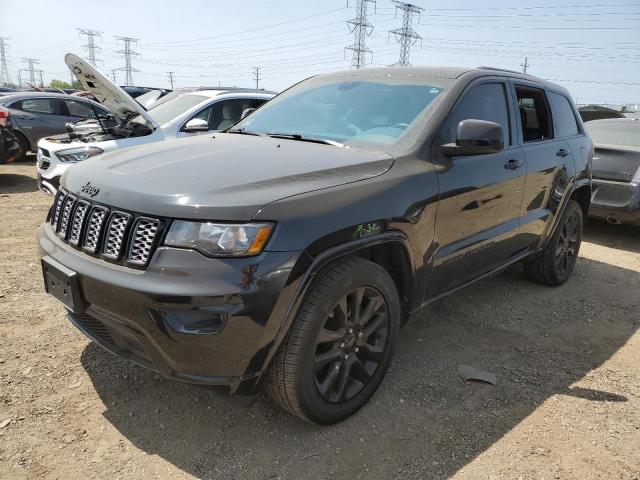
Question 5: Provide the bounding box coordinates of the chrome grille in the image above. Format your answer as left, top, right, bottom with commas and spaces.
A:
127, 218, 159, 265
68, 201, 90, 246
102, 213, 131, 259
83, 206, 108, 253
57, 195, 77, 238
51, 190, 66, 227
49, 190, 161, 268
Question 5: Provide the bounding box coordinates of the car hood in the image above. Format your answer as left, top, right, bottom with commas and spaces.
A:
62, 133, 394, 221
65, 53, 159, 129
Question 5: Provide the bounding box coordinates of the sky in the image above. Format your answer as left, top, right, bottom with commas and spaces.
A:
1, 0, 639, 105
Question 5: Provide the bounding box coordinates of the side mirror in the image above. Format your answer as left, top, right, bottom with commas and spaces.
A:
241, 108, 256, 120
183, 118, 209, 132
441, 119, 504, 157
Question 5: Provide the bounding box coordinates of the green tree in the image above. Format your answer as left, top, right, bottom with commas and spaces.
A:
49, 79, 83, 90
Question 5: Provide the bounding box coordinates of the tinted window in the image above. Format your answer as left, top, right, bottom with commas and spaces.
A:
445, 83, 510, 146
548, 92, 580, 138
515, 86, 553, 142
234, 79, 447, 149
65, 100, 110, 119
19, 98, 56, 114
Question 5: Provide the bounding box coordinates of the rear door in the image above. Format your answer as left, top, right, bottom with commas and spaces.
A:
431, 79, 526, 296
11, 97, 68, 145
513, 83, 577, 249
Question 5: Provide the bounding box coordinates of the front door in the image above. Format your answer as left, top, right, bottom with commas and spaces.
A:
430, 81, 526, 296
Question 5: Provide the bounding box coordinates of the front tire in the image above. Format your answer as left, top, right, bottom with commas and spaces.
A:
265, 258, 400, 424
525, 199, 583, 286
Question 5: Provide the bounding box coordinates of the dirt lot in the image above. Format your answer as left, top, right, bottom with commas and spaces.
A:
1, 159, 639, 480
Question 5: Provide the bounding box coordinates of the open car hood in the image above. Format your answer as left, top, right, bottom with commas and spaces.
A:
65, 53, 159, 129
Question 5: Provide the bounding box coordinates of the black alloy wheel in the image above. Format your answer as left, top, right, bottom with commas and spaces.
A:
313, 286, 389, 403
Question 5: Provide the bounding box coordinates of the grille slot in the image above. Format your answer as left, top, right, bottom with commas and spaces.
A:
68, 201, 90, 246
103, 212, 132, 260
83, 206, 109, 253
57, 195, 77, 238
127, 218, 160, 265
49, 190, 161, 268
51, 190, 66, 227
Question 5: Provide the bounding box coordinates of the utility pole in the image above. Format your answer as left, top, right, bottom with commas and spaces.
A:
109, 69, 117, 83
521, 57, 529, 74
38, 70, 44, 87
167, 71, 175, 89
78, 28, 102, 66
253, 67, 261, 90
114, 36, 140, 86
389, 1, 424, 67
0, 37, 11, 86
345, 0, 376, 69
21, 58, 39, 85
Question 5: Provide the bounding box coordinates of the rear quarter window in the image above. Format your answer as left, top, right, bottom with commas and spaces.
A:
548, 92, 580, 138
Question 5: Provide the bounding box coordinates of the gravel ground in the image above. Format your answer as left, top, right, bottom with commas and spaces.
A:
1, 159, 639, 480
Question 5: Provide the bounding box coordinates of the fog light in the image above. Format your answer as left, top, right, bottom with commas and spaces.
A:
163, 309, 227, 335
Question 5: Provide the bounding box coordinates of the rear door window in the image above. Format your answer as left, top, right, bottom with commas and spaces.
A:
64, 99, 110, 119
515, 86, 553, 142
548, 92, 580, 138
445, 82, 511, 146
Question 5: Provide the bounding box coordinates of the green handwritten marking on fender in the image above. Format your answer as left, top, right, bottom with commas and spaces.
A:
355, 222, 382, 239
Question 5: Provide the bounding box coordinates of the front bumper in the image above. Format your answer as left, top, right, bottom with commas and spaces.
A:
589, 179, 640, 225
37, 223, 303, 396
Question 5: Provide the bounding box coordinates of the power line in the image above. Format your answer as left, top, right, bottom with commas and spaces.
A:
346, 0, 376, 69
389, 1, 424, 67
77, 28, 102, 66
0, 38, 11, 86
167, 71, 175, 89
253, 66, 261, 90
114, 36, 140, 86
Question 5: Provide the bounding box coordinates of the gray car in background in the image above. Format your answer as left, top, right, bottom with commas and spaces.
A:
0, 92, 115, 160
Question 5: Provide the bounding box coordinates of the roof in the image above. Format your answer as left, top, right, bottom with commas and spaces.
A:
186, 88, 275, 99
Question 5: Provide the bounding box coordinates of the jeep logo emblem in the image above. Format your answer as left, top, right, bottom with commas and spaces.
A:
81, 181, 100, 198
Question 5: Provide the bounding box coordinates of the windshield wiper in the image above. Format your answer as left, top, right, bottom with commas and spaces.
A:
226, 127, 264, 136
266, 132, 344, 147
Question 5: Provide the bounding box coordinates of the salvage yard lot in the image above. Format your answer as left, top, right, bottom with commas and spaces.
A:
1, 160, 639, 480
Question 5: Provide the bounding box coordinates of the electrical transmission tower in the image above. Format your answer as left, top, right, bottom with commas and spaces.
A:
78, 28, 102, 66
0, 38, 11, 86
114, 36, 140, 86
20, 58, 40, 86
389, 1, 424, 67
253, 67, 261, 90
345, 0, 376, 69
110, 69, 117, 83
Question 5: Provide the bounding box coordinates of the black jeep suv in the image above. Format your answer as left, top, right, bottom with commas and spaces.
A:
38, 67, 592, 424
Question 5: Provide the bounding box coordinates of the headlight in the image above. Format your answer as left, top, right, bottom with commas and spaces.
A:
56, 146, 104, 162
164, 221, 274, 257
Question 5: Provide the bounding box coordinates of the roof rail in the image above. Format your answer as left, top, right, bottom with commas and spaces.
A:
476, 66, 529, 76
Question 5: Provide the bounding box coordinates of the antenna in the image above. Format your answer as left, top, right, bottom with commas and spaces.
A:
388, 1, 424, 67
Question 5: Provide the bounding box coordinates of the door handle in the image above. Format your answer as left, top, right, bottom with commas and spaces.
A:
557, 149, 570, 158
504, 158, 524, 170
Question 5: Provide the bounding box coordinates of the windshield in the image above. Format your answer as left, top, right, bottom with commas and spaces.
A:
146, 94, 208, 125
233, 76, 447, 149
586, 121, 640, 148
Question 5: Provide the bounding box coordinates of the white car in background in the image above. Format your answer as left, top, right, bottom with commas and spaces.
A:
37, 53, 274, 194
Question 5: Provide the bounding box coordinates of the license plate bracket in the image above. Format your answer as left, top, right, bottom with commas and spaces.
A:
41, 257, 85, 314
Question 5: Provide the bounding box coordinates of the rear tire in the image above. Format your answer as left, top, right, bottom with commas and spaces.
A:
265, 257, 400, 424
14, 132, 29, 162
525, 199, 583, 286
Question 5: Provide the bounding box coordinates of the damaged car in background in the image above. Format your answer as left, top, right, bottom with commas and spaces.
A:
586, 117, 640, 225
36, 53, 274, 194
